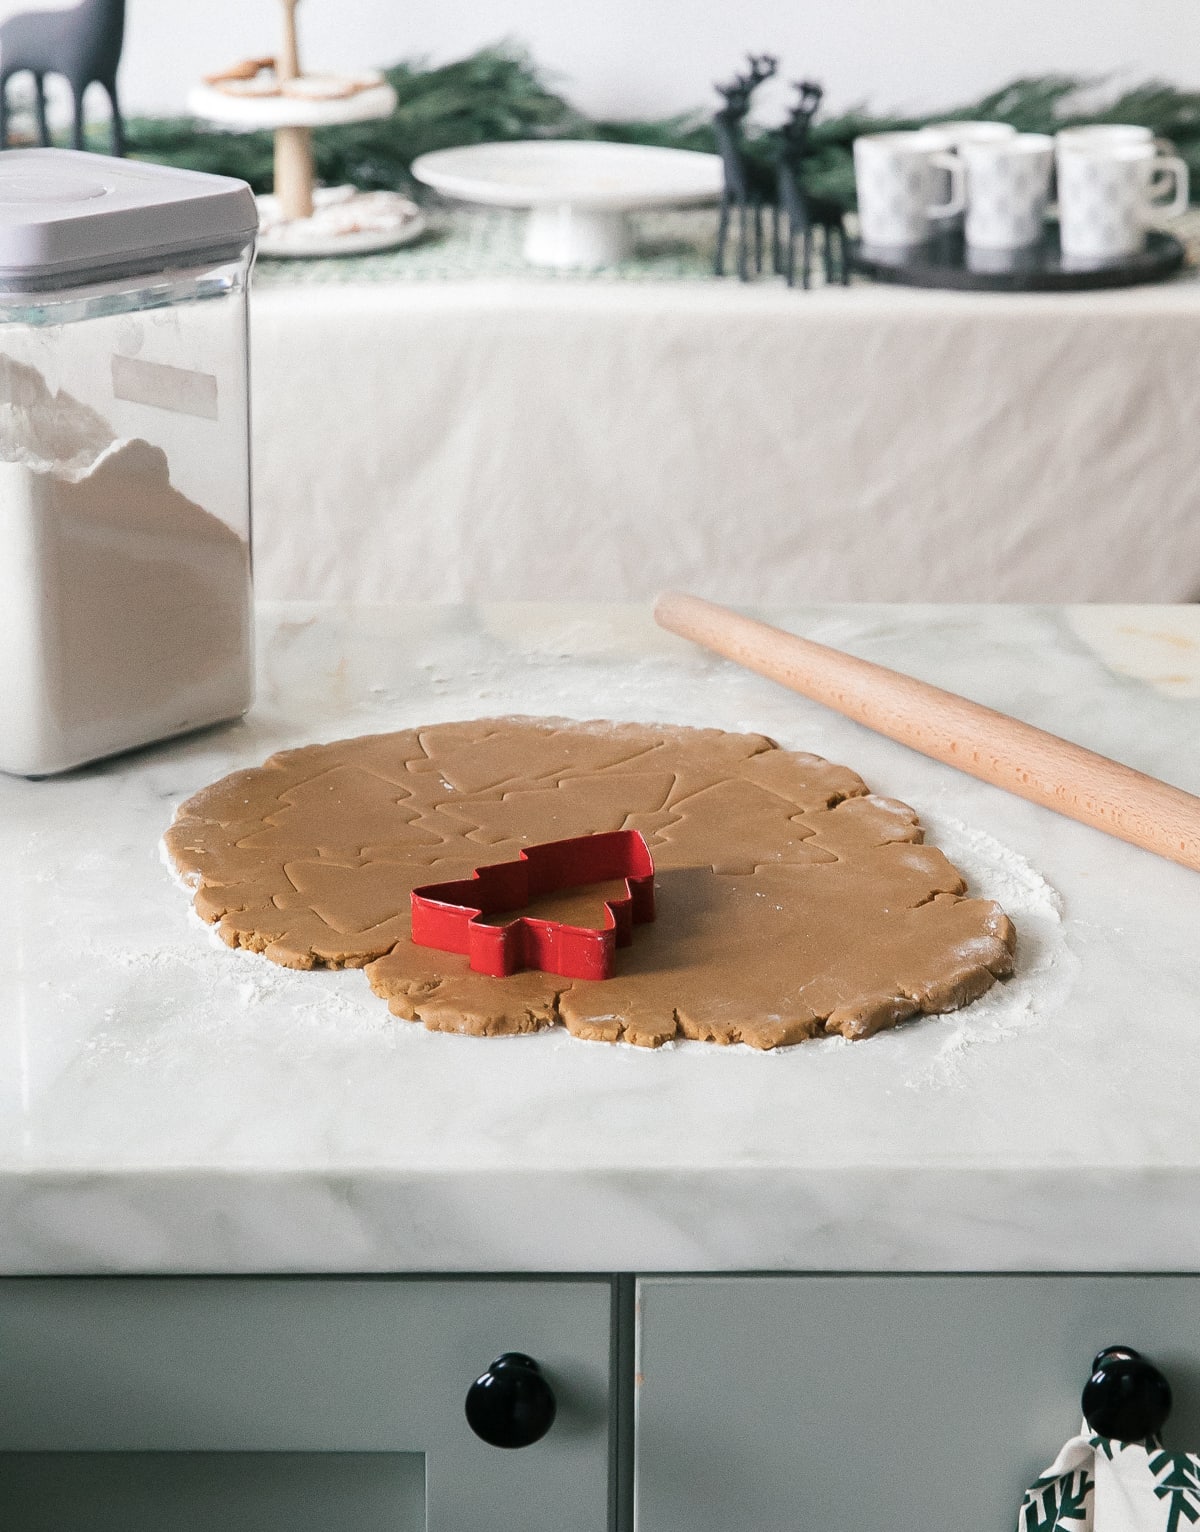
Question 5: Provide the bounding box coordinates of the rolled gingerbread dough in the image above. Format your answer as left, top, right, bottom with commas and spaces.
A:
165, 716, 1015, 1048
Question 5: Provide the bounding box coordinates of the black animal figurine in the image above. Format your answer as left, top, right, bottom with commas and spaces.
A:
712, 54, 777, 281
773, 80, 849, 288
0, 0, 125, 155
713, 59, 850, 288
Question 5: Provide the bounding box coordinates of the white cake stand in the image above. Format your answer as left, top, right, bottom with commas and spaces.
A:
411, 140, 724, 268
188, 80, 423, 257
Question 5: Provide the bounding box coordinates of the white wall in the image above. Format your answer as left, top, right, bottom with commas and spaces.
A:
4, 0, 1200, 121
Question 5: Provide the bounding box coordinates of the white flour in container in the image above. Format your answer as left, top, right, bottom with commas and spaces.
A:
0, 355, 251, 775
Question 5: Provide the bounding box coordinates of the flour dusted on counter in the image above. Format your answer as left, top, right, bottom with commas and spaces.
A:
0, 355, 252, 776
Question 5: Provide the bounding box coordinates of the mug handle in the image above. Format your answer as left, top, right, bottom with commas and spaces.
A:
928, 151, 967, 219
1148, 154, 1189, 218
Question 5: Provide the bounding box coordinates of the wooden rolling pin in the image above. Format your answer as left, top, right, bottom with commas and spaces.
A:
654, 590, 1200, 874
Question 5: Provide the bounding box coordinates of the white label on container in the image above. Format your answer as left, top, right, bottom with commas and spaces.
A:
111, 355, 219, 421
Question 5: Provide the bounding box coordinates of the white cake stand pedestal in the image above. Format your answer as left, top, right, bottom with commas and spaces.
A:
411, 140, 724, 269
524, 206, 634, 267
187, 81, 423, 258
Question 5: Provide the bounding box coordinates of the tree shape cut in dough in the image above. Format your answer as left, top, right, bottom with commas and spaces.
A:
166, 716, 1016, 1046
434, 773, 676, 847
238, 765, 444, 857
629, 778, 833, 874
405, 722, 667, 796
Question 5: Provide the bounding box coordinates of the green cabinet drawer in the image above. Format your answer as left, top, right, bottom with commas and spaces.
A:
0, 1276, 615, 1532
635, 1275, 1200, 1532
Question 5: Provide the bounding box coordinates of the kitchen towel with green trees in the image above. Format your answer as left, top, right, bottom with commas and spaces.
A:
1022, 1425, 1200, 1532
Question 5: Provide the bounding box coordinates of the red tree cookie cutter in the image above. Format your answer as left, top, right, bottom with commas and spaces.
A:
410, 830, 655, 981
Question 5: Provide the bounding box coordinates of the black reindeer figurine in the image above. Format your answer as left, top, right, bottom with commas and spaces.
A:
774, 80, 849, 288
0, 0, 126, 155
712, 54, 777, 281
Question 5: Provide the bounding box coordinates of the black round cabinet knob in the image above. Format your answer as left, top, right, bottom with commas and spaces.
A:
1082, 1345, 1172, 1442
465, 1352, 557, 1449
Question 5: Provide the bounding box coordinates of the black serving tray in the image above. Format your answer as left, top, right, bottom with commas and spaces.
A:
849, 224, 1186, 291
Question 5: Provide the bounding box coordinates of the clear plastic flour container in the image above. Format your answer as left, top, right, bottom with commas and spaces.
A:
0, 149, 258, 776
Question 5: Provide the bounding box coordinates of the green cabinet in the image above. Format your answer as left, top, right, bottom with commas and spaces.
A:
7, 1272, 1200, 1531
634, 1275, 1200, 1532
0, 1277, 617, 1532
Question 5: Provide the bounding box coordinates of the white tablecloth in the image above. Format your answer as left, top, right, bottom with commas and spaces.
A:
249, 278, 1200, 603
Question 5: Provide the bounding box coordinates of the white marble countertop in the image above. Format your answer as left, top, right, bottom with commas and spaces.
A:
3, 601, 1200, 1276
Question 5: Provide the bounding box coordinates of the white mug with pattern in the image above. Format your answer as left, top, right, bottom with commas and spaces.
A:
924, 121, 1017, 229
962, 133, 1055, 249
853, 130, 966, 247
1056, 138, 1188, 261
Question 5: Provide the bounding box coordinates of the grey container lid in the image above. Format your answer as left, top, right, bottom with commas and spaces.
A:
0, 148, 258, 287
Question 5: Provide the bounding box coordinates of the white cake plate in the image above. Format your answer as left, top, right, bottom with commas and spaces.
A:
410, 139, 724, 268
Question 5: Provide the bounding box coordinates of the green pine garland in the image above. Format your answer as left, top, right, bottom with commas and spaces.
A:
104, 46, 1200, 209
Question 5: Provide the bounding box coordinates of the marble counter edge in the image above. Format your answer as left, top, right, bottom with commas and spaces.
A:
3, 1163, 1198, 1275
